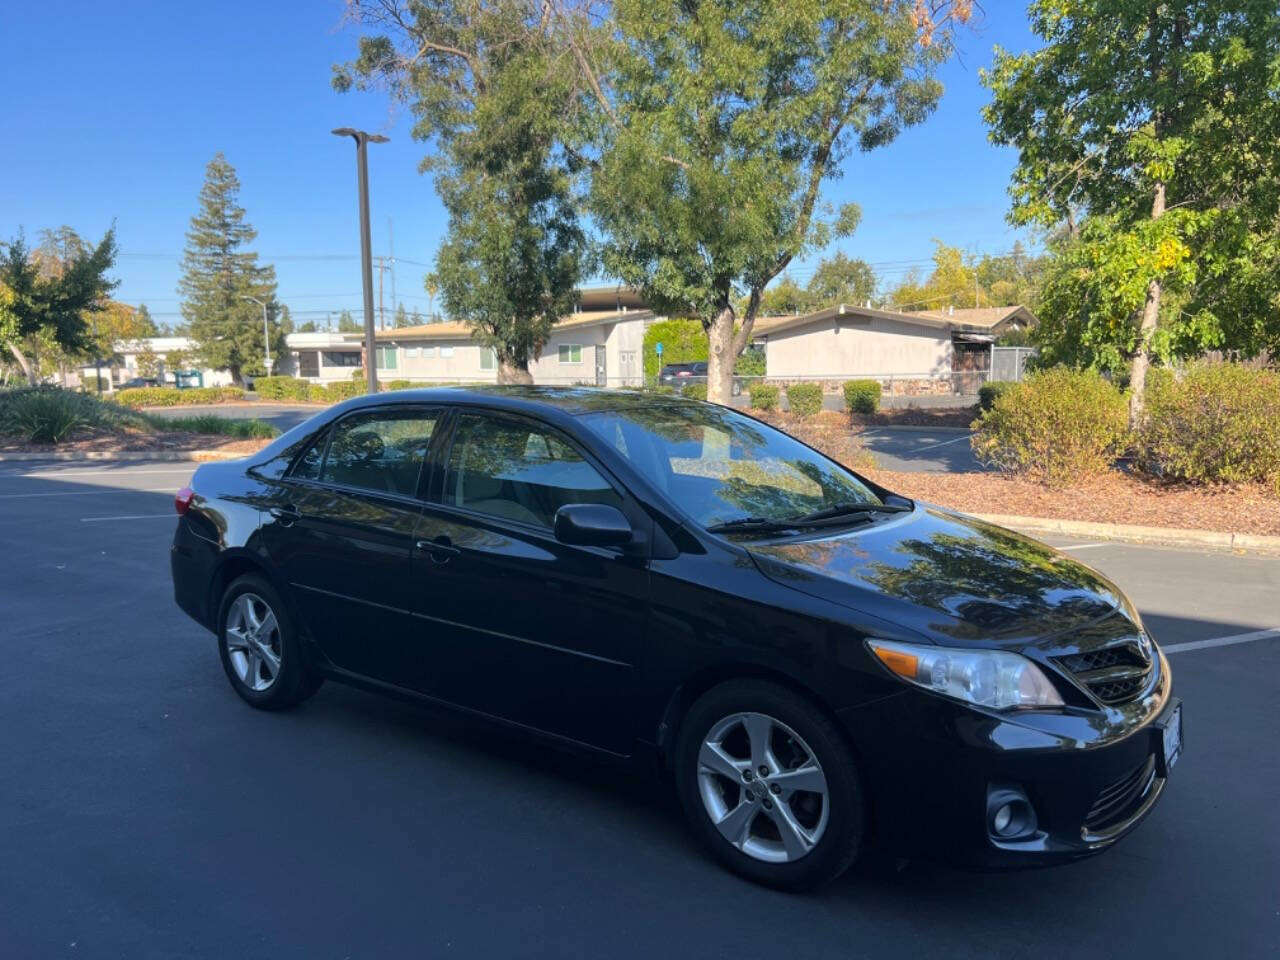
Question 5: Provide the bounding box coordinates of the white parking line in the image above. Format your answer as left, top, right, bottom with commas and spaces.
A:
3, 467, 194, 479
1164, 627, 1280, 655
0, 488, 174, 499
912, 434, 972, 452
1057, 542, 1109, 551
80, 514, 175, 522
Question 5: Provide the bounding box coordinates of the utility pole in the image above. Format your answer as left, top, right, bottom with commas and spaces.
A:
376, 256, 387, 331
332, 127, 389, 394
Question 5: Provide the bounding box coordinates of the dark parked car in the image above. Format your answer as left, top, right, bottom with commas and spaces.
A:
171, 387, 1181, 889
119, 376, 160, 389
658, 362, 743, 396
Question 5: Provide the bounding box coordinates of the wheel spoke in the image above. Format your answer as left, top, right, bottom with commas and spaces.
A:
224, 626, 249, 652
766, 801, 815, 860
713, 799, 757, 849
244, 651, 261, 688
770, 761, 827, 800
699, 740, 746, 782
241, 596, 262, 632
742, 714, 776, 774
252, 637, 280, 679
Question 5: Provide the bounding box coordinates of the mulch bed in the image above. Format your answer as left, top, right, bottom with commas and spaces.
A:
853, 405, 979, 428
0, 426, 271, 456
862, 468, 1280, 536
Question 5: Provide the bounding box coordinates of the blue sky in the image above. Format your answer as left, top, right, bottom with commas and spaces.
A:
0, 1, 1040, 329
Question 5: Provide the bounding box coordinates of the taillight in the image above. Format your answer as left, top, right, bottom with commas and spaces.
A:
175, 486, 194, 516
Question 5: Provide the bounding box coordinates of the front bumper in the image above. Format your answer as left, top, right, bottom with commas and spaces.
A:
839, 654, 1178, 867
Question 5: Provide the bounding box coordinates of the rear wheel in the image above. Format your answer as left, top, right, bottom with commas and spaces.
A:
217, 574, 321, 710
674, 679, 865, 890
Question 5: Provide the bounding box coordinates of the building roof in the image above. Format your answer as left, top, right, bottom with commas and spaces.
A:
750, 303, 1035, 339
913, 305, 1036, 330
372, 308, 653, 342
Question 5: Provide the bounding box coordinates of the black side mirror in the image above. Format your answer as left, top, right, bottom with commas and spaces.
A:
554, 503, 633, 547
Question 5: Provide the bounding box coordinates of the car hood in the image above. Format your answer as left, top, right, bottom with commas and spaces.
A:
747, 505, 1130, 648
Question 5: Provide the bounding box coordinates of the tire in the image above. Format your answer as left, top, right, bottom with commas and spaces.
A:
674, 679, 865, 891
216, 574, 322, 710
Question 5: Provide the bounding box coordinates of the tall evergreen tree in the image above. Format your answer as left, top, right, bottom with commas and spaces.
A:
135, 303, 159, 336
337, 309, 360, 333
178, 154, 281, 384
393, 302, 411, 328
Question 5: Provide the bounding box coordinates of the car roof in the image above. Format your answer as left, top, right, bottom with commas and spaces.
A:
338, 384, 699, 418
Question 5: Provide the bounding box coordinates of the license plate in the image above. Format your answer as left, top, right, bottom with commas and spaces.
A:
1163, 704, 1183, 771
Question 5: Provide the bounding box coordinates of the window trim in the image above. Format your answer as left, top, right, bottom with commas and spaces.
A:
557, 343, 583, 365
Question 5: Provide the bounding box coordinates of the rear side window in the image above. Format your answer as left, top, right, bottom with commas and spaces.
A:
443, 413, 621, 528
289, 409, 440, 496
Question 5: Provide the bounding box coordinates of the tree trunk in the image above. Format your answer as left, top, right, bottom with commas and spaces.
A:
497, 358, 533, 385
705, 304, 736, 404
7, 342, 37, 385
1128, 181, 1167, 429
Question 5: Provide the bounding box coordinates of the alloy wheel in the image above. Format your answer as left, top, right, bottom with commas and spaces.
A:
696, 711, 830, 863
224, 592, 282, 692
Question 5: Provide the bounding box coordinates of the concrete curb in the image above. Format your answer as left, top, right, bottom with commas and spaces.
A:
0, 450, 246, 464
974, 513, 1280, 557
857, 424, 973, 435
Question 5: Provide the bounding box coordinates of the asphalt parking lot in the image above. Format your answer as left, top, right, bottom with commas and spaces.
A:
1, 461, 1276, 959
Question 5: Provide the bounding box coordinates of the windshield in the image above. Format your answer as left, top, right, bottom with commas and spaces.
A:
580, 403, 887, 530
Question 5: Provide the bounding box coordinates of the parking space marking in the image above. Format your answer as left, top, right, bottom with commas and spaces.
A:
79, 514, 175, 522
2, 467, 194, 479
1057, 542, 1109, 551
1164, 627, 1280, 655
911, 434, 972, 452
0, 487, 174, 499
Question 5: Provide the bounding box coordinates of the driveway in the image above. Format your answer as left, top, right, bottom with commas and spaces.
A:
858, 427, 982, 472
0, 460, 1275, 958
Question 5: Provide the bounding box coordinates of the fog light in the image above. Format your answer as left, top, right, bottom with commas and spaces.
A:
992, 803, 1014, 835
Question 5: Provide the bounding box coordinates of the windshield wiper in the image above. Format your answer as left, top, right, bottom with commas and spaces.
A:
790, 501, 912, 524
704, 516, 797, 534
705, 501, 911, 535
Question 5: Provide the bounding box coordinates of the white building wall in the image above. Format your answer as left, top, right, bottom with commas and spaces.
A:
765, 315, 952, 379
392, 340, 498, 382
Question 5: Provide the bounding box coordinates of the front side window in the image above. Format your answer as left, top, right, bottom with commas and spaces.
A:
444, 414, 621, 528
580, 404, 884, 529
558, 344, 582, 364
294, 409, 439, 496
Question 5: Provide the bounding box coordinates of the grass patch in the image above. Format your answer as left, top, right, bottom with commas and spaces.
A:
143, 413, 279, 439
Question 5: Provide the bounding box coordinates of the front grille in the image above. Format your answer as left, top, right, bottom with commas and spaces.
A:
1054, 638, 1154, 705
1084, 756, 1157, 831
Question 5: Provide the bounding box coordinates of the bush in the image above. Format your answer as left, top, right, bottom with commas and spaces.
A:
978, 380, 1015, 412
734, 347, 766, 377
971, 367, 1127, 485
643, 318, 707, 380
150, 414, 279, 439
843, 380, 881, 414
114, 386, 245, 408
382, 379, 416, 392
0, 387, 151, 443
786, 383, 823, 418
1139, 364, 1280, 491
252, 376, 310, 401
307, 384, 329, 403
322, 381, 366, 402
681, 382, 708, 401
748, 383, 780, 410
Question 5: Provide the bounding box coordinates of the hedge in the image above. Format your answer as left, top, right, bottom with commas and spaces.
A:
252, 376, 310, 401
681, 383, 708, 401
643, 318, 707, 380
971, 367, 1127, 485
786, 383, 823, 418
1139, 364, 1280, 491
843, 380, 881, 414
978, 380, 1015, 412
114, 386, 245, 408
381, 379, 416, 392
748, 383, 780, 410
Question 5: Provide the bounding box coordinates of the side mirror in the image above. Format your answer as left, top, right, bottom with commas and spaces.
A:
554, 503, 633, 548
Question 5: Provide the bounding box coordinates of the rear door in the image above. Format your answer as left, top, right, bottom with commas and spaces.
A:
406, 409, 650, 754
260, 405, 445, 685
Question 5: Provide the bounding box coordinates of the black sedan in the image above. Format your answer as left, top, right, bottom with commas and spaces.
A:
170, 387, 1181, 890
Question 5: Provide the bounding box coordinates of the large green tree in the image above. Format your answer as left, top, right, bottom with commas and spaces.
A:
984, 0, 1280, 425
591, 0, 972, 401
335, 1, 593, 383
0, 227, 118, 384
178, 153, 282, 384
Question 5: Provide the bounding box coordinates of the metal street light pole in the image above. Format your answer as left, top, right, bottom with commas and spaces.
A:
241, 295, 273, 377
332, 127, 389, 394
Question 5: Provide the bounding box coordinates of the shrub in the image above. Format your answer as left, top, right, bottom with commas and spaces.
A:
978, 380, 1015, 412
1139, 364, 1280, 491
252, 376, 310, 401
643, 318, 707, 380
843, 380, 881, 414
647, 384, 677, 395
786, 383, 823, 418
307, 384, 329, 403
748, 383, 780, 410
681, 382, 708, 401
322, 381, 366, 402
150, 414, 279, 439
114, 386, 245, 408
1, 388, 88, 442
382, 379, 415, 392
734, 346, 766, 377
971, 367, 1128, 485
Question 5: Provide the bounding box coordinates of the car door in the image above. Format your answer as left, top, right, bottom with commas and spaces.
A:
407, 409, 650, 754
260, 405, 445, 685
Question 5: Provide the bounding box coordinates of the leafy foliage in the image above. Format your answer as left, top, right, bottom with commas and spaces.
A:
252, 376, 311, 401
1139, 364, 1280, 492
748, 383, 780, 411
179, 154, 282, 384
680, 382, 708, 401
642, 318, 706, 379
785, 383, 824, 418
971, 368, 1128, 485
149, 414, 279, 439
114, 386, 245, 408
977, 380, 1014, 412
843, 380, 881, 414
888, 240, 1045, 311
0, 386, 149, 443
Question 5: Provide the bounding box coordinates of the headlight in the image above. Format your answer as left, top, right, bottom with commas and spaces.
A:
867, 639, 1064, 710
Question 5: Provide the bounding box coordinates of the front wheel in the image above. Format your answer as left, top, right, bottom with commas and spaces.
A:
217, 574, 322, 710
674, 679, 865, 890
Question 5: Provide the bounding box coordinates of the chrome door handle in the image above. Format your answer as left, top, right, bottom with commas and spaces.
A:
270, 504, 302, 526
415, 537, 460, 562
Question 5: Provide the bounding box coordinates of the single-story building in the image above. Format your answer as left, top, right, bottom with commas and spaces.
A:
753, 303, 1035, 395
280, 332, 364, 385
79, 337, 234, 389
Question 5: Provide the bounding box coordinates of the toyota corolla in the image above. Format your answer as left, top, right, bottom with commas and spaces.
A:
170, 387, 1181, 890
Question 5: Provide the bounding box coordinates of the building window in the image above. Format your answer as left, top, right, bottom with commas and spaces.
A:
376, 345, 397, 369
422, 346, 437, 358
405, 346, 420, 358
479, 347, 496, 370
440, 345, 455, 358
558, 344, 582, 364
322, 351, 361, 367
299, 351, 320, 378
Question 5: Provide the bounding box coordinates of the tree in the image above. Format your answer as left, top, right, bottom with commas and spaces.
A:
807, 253, 878, 308
410, 307, 425, 326
888, 241, 978, 310
335, 1, 593, 383
178, 153, 282, 384
591, 1, 973, 401
86, 301, 152, 368
297, 320, 319, 333
984, 0, 1280, 425
393, 302, 411, 328
136, 303, 159, 336
0, 228, 118, 384
757, 275, 813, 317
337, 310, 360, 333
136, 344, 161, 378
